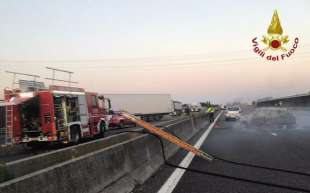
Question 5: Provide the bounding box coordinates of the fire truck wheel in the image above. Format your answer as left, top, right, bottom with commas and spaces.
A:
70, 126, 81, 144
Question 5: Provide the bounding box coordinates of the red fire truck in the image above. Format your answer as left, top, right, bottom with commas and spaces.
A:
2, 85, 110, 146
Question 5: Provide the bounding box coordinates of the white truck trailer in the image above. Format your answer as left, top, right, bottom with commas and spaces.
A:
102, 94, 173, 121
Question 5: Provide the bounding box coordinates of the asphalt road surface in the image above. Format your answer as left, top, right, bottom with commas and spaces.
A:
134, 107, 310, 193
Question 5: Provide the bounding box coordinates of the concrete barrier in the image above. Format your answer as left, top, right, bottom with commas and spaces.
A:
2, 116, 190, 180
0, 113, 210, 193
4, 133, 139, 180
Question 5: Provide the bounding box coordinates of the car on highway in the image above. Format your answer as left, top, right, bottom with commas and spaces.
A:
224, 106, 241, 121
108, 111, 136, 129
190, 103, 201, 112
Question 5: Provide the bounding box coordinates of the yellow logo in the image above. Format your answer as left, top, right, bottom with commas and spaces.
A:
252, 10, 299, 61
262, 10, 289, 51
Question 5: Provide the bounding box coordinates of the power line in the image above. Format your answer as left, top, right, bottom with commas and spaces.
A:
0, 50, 309, 65
0, 49, 255, 64
57, 57, 258, 69
43, 55, 310, 70
0, 51, 309, 72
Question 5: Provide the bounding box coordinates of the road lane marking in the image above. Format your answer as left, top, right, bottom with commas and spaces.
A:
157, 112, 222, 193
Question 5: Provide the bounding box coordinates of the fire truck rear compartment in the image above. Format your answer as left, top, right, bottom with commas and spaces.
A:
20, 96, 41, 138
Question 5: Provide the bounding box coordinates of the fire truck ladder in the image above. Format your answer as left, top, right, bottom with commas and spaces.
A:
4, 105, 14, 145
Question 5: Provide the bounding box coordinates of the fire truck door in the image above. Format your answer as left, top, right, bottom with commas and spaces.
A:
78, 95, 89, 129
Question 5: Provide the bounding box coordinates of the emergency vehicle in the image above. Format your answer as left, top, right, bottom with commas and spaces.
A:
1, 85, 110, 146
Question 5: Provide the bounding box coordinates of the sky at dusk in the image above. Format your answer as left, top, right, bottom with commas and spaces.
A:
0, 0, 309, 104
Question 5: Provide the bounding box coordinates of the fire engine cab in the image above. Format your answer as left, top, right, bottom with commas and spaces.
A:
2, 85, 110, 146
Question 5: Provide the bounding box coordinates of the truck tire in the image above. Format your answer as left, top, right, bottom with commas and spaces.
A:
153, 115, 159, 121
144, 115, 150, 122
157, 115, 163, 121
70, 126, 81, 144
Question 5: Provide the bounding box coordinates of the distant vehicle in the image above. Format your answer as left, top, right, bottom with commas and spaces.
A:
182, 104, 191, 115
190, 103, 201, 112
171, 100, 182, 116
101, 94, 173, 122
108, 111, 136, 129
224, 106, 241, 121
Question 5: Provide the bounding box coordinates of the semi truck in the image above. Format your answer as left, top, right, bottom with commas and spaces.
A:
102, 94, 173, 122
1, 85, 110, 146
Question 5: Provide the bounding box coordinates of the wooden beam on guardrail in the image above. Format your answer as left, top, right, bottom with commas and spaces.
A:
121, 112, 213, 161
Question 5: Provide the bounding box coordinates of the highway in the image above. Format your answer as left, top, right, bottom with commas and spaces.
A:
0, 115, 189, 163
133, 107, 310, 193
